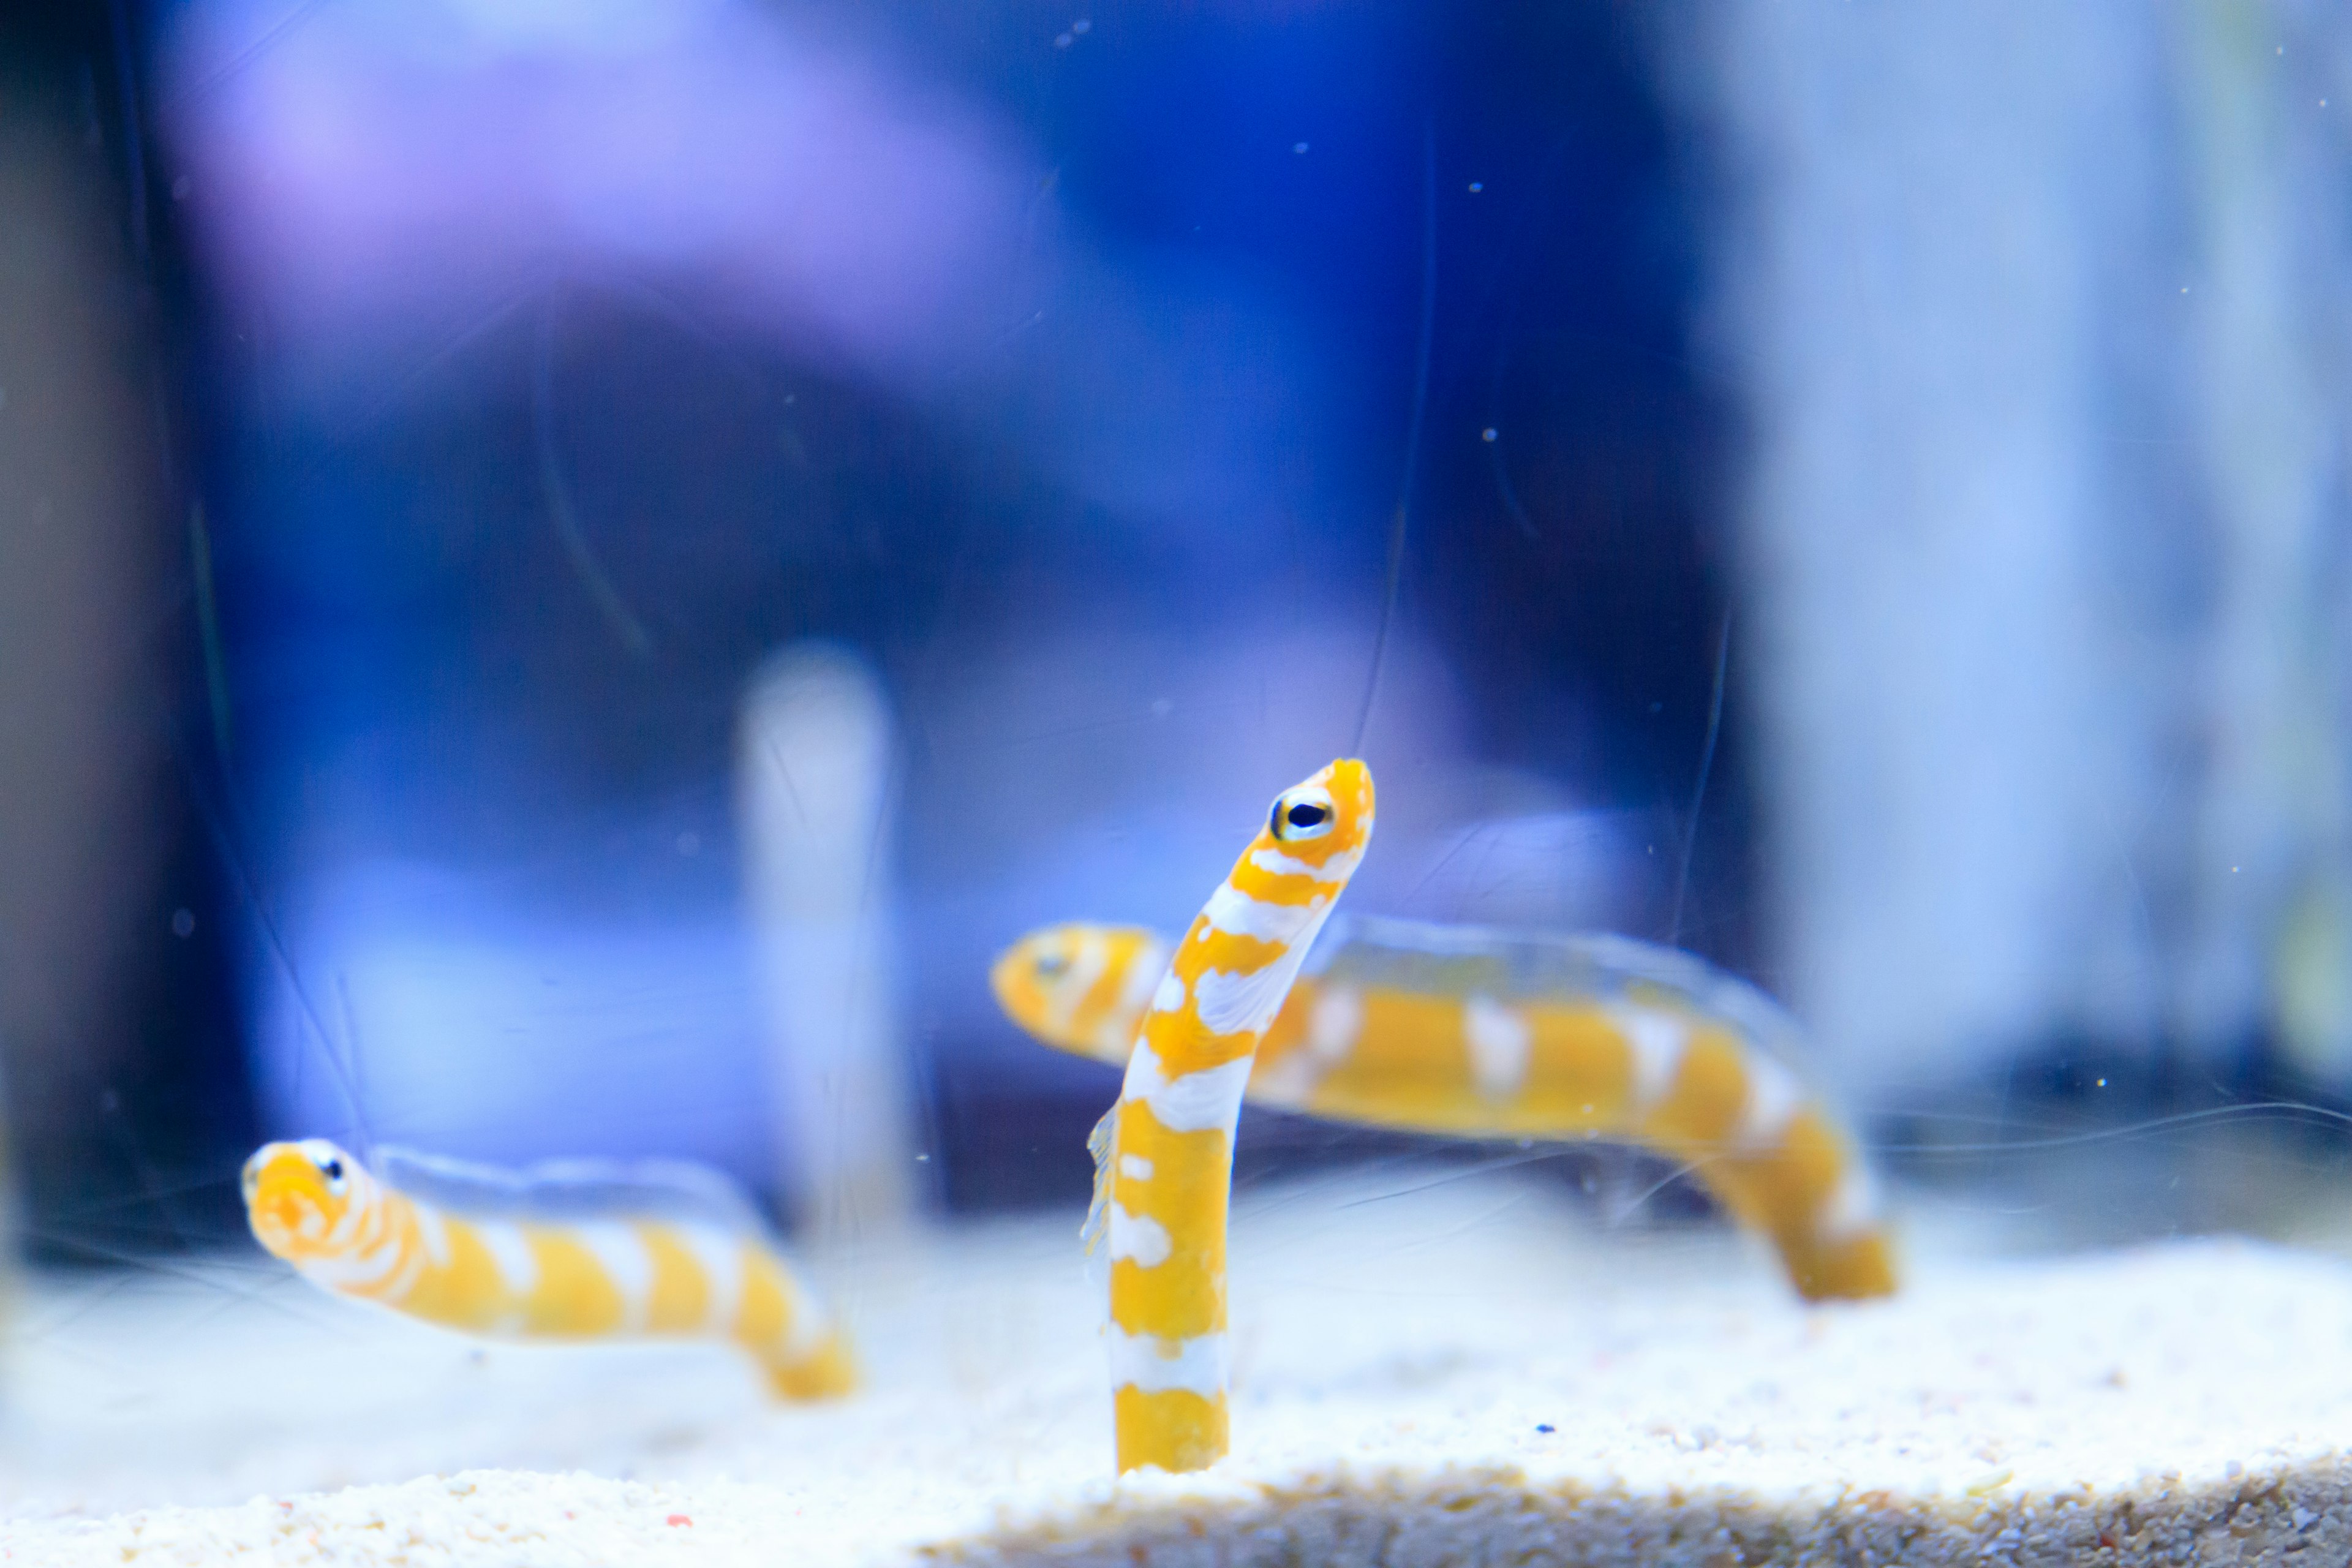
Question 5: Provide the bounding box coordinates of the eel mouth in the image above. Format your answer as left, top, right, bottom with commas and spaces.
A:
248, 1188, 328, 1257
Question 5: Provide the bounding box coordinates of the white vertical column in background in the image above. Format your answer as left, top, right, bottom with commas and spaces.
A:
1693, 1, 2352, 1094
738, 644, 917, 1243
2176, 7, 2352, 1082
1697, 3, 2195, 1093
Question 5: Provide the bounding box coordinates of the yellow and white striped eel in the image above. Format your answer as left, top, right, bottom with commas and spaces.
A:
242, 1138, 856, 1399
1000, 913, 1894, 1303
1091, 758, 1376, 1475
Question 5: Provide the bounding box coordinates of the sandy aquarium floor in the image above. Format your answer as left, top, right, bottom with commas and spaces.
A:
6, 1170, 2352, 1566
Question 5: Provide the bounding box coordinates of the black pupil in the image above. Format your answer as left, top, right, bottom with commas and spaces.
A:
322, 1159, 343, 1180
1286, 803, 1329, 829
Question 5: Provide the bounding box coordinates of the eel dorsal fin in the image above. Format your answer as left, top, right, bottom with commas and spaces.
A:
373, 1145, 769, 1232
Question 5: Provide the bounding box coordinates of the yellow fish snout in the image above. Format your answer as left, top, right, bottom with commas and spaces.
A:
987, 941, 1036, 1021
247, 1189, 326, 1256
243, 1142, 350, 1257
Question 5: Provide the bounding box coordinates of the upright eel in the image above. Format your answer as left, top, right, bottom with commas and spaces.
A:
1003, 913, 1893, 1303
1091, 758, 1375, 1474
243, 1137, 856, 1399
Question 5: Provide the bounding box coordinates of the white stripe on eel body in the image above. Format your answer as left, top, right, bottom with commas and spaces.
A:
1310, 986, 1363, 1060
303, 1218, 408, 1290
1192, 924, 1332, 1037
1256, 984, 1363, 1104
1107, 1202, 1173, 1267
1814, 1161, 1881, 1243
678, 1225, 745, 1335
1198, 884, 1328, 946
573, 1221, 655, 1330
1044, 932, 1112, 1035
775, 1262, 832, 1360
1463, 995, 1531, 1099
322, 1194, 370, 1252
1247, 843, 1365, 884
1121, 1041, 1256, 1135
412, 1199, 453, 1270
1118, 1155, 1155, 1180
1106, 1324, 1228, 1398
1610, 1005, 1689, 1112
1734, 1055, 1805, 1152
379, 1224, 431, 1304
1098, 941, 1172, 1052
470, 1218, 541, 1301
345, 1190, 386, 1253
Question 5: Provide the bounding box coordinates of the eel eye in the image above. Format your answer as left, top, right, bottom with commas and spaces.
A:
1034, 952, 1071, 979
318, 1156, 347, 1193
1269, 788, 1336, 842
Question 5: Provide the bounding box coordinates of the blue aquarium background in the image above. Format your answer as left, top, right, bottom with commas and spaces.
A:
2, 0, 2350, 1276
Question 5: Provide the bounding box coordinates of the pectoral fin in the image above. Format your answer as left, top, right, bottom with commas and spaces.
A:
1082, 1104, 1117, 1254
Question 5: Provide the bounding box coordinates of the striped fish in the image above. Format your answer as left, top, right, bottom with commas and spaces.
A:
1093, 759, 1376, 1475
241, 1138, 856, 1400
997, 913, 1894, 1304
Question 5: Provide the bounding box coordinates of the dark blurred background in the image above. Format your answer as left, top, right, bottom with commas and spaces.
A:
4, 0, 2349, 1268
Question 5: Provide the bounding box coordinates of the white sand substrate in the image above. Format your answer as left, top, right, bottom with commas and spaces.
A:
4, 1171, 2351, 1566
